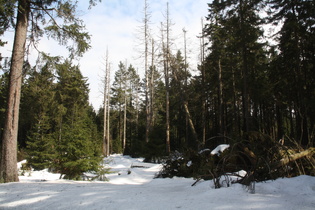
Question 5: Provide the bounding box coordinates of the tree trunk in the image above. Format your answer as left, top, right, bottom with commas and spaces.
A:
106, 74, 111, 156
275, 147, 315, 168
123, 93, 127, 151
103, 49, 109, 156
183, 28, 189, 147
0, 0, 29, 183
135, 68, 139, 145
165, 4, 171, 154
171, 60, 199, 146
123, 61, 127, 151
144, 0, 150, 143
200, 18, 206, 147
161, 4, 171, 154
218, 59, 225, 139
150, 38, 155, 129
239, 0, 250, 133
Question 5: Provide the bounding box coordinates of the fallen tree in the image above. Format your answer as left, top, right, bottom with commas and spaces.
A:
275, 147, 315, 168
156, 132, 315, 189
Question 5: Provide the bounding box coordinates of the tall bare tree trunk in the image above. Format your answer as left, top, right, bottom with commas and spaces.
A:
135, 68, 139, 142
199, 18, 206, 147
218, 59, 225, 140
183, 28, 189, 146
106, 67, 111, 156
103, 49, 110, 156
123, 61, 127, 151
144, 0, 150, 143
0, 0, 29, 183
150, 38, 155, 128
164, 3, 171, 154
123, 88, 127, 151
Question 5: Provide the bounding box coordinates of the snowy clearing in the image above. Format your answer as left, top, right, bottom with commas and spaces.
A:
0, 154, 314, 210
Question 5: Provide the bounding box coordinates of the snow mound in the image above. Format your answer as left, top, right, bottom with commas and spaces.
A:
211, 144, 230, 155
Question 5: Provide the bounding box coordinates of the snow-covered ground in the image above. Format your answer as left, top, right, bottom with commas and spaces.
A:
0, 154, 314, 210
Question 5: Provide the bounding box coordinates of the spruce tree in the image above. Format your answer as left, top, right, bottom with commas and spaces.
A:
268, 0, 315, 146
52, 60, 102, 179
0, 0, 100, 183
203, 0, 266, 143
22, 56, 57, 170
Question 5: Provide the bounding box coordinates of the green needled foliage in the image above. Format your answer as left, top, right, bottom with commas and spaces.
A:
52, 60, 102, 179
267, 0, 315, 146
1, 0, 314, 182
0, 0, 101, 183
22, 58, 56, 170
21, 58, 102, 179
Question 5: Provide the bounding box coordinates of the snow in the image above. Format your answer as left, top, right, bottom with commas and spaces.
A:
0, 154, 314, 210
211, 144, 230, 155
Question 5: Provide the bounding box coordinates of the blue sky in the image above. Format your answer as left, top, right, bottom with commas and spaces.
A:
1, 0, 211, 110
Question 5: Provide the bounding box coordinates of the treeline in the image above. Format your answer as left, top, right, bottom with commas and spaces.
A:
104, 0, 315, 157
0, 0, 314, 178
199, 0, 315, 148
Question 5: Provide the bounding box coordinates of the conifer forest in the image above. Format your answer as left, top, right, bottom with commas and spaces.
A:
0, 0, 314, 183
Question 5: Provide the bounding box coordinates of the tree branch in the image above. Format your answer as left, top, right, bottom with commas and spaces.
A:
275, 147, 315, 168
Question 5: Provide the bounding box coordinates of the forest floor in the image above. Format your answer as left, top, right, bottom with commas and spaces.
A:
0, 154, 314, 209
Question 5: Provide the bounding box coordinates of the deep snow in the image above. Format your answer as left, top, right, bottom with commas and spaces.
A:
0, 154, 314, 210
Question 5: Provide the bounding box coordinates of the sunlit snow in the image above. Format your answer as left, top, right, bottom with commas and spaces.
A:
0, 154, 314, 210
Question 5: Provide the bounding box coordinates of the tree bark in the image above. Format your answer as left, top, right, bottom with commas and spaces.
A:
218, 59, 225, 139
150, 38, 155, 129
103, 49, 110, 156
144, 0, 150, 143
0, 0, 29, 183
275, 147, 315, 168
200, 18, 206, 147
165, 4, 171, 154
240, 0, 250, 133
106, 71, 111, 156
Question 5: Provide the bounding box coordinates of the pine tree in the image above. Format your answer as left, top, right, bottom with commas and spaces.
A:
22, 56, 57, 170
52, 60, 102, 179
0, 71, 9, 143
169, 50, 197, 150
203, 0, 266, 144
110, 62, 127, 153
0, 0, 99, 183
268, 0, 315, 146
125, 64, 141, 155
110, 62, 141, 154
0, 0, 30, 183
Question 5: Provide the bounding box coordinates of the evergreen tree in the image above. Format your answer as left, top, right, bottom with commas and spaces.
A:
0, 0, 100, 183
142, 65, 167, 160
52, 60, 102, 179
0, 0, 15, 60
110, 62, 141, 154
125, 64, 141, 155
22, 56, 57, 170
203, 0, 267, 145
268, 0, 315, 146
0, 71, 9, 143
110, 62, 127, 153
169, 50, 196, 150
